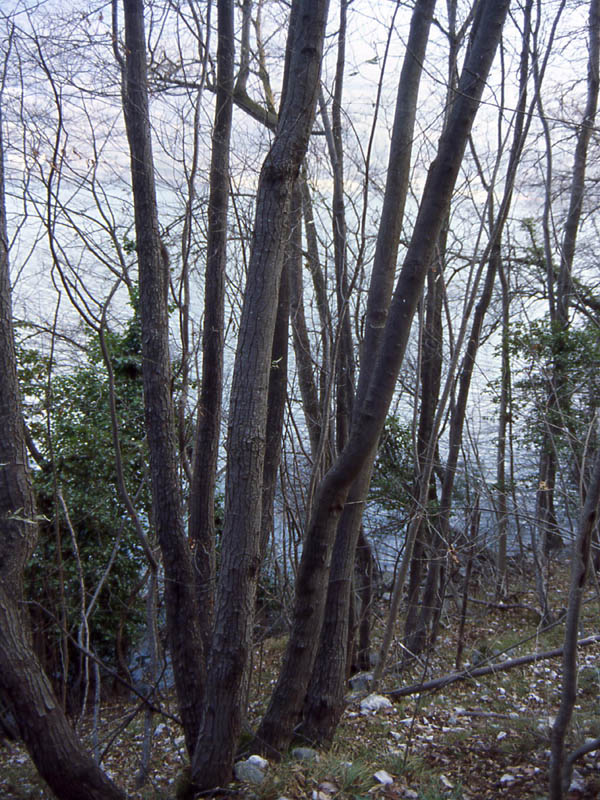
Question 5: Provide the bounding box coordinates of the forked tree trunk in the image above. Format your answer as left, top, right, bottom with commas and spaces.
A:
255, 0, 511, 756
121, 0, 205, 755
0, 93, 126, 800
297, 0, 438, 746
190, 0, 330, 788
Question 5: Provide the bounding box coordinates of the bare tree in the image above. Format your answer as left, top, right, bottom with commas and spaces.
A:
255, 0, 511, 757
190, 0, 330, 788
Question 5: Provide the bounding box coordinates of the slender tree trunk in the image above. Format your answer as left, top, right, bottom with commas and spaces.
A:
496, 259, 510, 597
255, 0, 510, 756
549, 1, 600, 794
290, 185, 323, 458
410, 0, 534, 649
355, 527, 374, 671
549, 443, 600, 799
0, 88, 126, 800
189, 0, 235, 653
536, 0, 599, 555
403, 265, 444, 651
260, 220, 293, 559
121, 0, 205, 755
190, 0, 330, 788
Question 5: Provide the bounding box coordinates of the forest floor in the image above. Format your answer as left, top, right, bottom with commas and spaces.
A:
2, 561, 600, 800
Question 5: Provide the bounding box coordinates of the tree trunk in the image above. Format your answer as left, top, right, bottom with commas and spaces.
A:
260, 218, 293, 559
121, 0, 205, 755
409, 0, 535, 649
403, 265, 444, 652
495, 259, 510, 598
255, 0, 510, 756
190, 0, 330, 788
549, 443, 600, 799
296, 0, 438, 747
549, 1, 600, 794
536, 0, 599, 556
189, 0, 234, 653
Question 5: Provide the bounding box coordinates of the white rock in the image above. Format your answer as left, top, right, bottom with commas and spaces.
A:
499, 773, 515, 784
373, 769, 394, 785
247, 754, 269, 770
360, 693, 392, 713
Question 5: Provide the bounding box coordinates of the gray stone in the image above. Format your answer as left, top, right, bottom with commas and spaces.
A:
234, 760, 266, 785
291, 747, 320, 762
349, 672, 373, 692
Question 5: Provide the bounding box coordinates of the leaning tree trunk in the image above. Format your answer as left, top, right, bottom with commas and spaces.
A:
297, 0, 438, 746
255, 0, 511, 757
121, 0, 205, 756
189, 0, 330, 789
410, 0, 535, 651
0, 91, 127, 800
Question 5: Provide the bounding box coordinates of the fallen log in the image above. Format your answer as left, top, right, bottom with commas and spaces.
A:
386, 634, 600, 699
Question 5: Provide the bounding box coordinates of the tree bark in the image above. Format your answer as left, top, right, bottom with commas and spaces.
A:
121, 0, 205, 755
255, 0, 511, 756
549, 447, 600, 799
408, 0, 534, 651
189, 0, 235, 653
190, 0, 330, 788
549, 2, 600, 795
296, 0, 438, 747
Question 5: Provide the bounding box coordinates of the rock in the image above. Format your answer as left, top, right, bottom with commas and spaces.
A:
349, 672, 373, 692
373, 769, 394, 785
291, 746, 320, 762
234, 758, 267, 785
247, 754, 269, 770
360, 693, 392, 713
